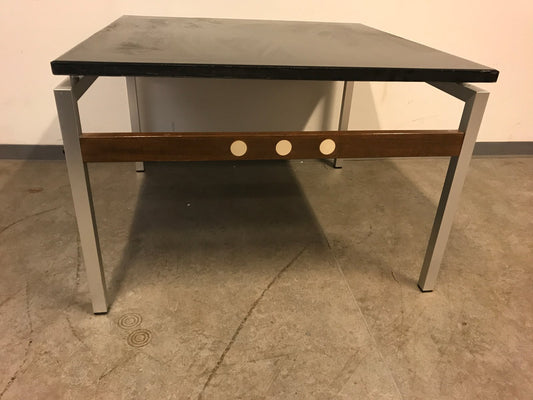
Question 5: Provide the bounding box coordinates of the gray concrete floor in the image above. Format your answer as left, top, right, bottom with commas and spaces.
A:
0, 157, 531, 399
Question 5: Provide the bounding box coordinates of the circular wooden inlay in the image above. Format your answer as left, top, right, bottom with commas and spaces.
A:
319, 139, 336, 155
230, 140, 247, 157
275, 140, 292, 156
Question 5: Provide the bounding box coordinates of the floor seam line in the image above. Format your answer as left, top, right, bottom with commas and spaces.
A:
327, 243, 405, 400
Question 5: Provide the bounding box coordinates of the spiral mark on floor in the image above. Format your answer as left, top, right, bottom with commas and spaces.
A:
117, 313, 142, 330
127, 329, 152, 347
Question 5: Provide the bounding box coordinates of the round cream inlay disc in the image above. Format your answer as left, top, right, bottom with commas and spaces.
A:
230, 140, 247, 157
319, 139, 336, 155
275, 140, 292, 156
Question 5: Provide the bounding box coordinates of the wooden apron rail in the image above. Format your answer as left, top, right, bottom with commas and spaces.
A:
80, 129, 464, 162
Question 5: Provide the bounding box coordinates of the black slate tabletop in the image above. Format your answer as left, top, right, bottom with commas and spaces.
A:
51, 15, 498, 82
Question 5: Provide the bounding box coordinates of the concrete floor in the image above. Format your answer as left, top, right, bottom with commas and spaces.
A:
0, 157, 531, 399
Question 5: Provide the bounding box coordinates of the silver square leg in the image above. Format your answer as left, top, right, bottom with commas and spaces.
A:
333, 81, 354, 168
54, 77, 108, 313
126, 76, 145, 172
418, 83, 489, 291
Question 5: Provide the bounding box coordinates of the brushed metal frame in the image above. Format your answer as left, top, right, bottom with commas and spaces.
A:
126, 76, 145, 172
418, 82, 489, 291
54, 76, 489, 313
54, 76, 108, 313
333, 81, 354, 168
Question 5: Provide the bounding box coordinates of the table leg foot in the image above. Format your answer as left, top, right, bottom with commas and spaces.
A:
333, 158, 344, 168
417, 284, 433, 293
135, 161, 145, 172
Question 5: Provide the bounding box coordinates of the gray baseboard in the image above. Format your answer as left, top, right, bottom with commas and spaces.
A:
0, 142, 531, 160
0, 145, 65, 160
473, 141, 533, 156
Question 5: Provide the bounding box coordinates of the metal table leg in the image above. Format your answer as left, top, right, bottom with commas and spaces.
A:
333, 81, 354, 168
54, 76, 108, 314
418, 83, 489, 291
126, 76, 145, 172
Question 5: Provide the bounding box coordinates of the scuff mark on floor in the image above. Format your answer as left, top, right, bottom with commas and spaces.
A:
142, 351, 169, 367
391, 270, 400, 284
25, 283, 33, 337
75, 236, 81, 289
0, 287, 24, 310
355, 224, 373, 244
97, 353, 137, 383
0, 282, 34, 399
196, 245, 308, 399
0, 207, 59, 236
65, 315, 89, 349
332, 350, 362, 395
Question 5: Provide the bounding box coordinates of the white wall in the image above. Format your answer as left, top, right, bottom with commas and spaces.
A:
1, 1, 532, 145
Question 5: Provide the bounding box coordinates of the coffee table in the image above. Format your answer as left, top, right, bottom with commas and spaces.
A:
51, 16, 498, 313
